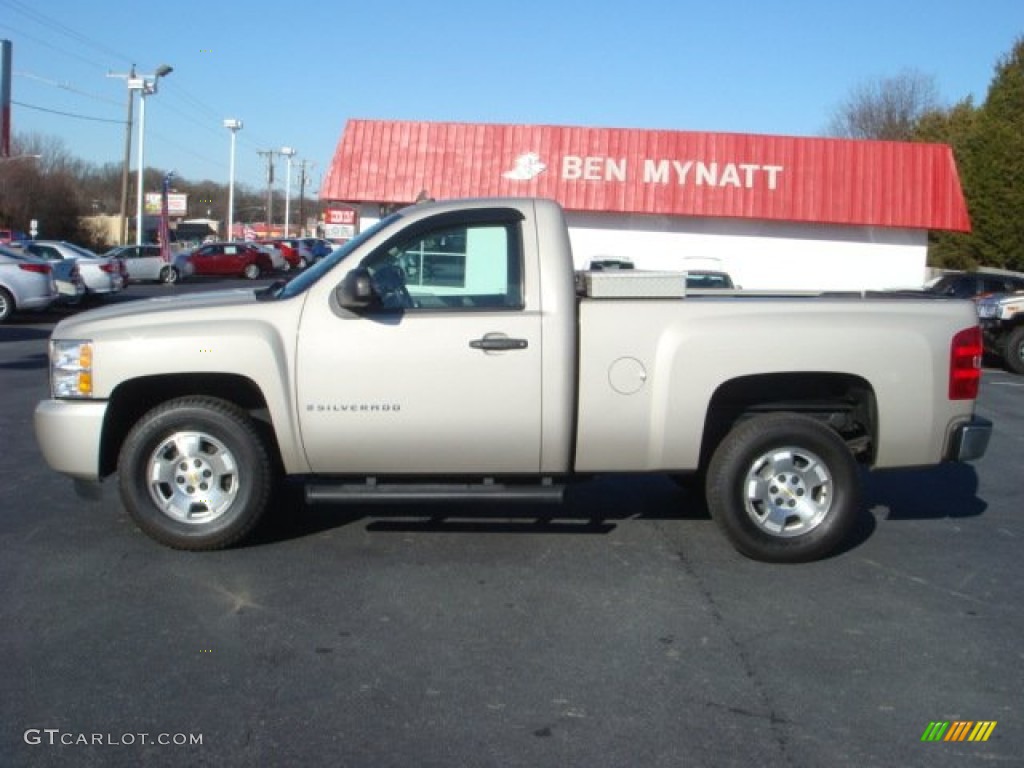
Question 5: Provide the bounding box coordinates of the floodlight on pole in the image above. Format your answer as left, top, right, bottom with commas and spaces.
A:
280, 146, 297, 237
224, 119, 243, 240
131, 65, 173, 246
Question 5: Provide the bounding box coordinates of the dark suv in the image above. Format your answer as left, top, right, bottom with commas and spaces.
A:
926, 271, 1024, 299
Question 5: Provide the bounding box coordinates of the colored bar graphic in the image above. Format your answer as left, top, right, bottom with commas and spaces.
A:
921, 721, 996, 742
968, 722, 997, 742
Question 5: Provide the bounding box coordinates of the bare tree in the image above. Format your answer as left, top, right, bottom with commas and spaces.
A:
828, 70, 941, 141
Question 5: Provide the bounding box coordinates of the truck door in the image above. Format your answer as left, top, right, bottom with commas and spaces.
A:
296, 210, 543, 474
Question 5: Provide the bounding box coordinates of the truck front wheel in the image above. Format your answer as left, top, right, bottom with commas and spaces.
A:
1004, 326, 1024, 375
117, 397, 273, 550
706, 413, 861, 563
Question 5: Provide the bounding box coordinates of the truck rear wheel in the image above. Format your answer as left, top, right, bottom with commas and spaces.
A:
117, 397, 272, 550
705, 413, 860, 563
1005, 326, 1024, 375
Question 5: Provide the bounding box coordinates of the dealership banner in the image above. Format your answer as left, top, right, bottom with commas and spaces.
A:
145, 192, 188, 217
321, 119, 970, 232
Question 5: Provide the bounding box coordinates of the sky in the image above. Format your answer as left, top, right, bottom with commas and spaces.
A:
1, 0, 1021, 201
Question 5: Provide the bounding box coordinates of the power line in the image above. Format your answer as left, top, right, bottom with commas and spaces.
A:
16, 70, 123, 107
0, 0, 133, 68
12, 99, 125, 124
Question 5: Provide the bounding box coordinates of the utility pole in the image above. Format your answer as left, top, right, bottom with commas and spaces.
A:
296, 160, 314, 236
107, 65, 136, 244
256, 149, 279, 237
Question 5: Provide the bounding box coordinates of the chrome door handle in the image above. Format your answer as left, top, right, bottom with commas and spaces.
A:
469, 336, 528, 351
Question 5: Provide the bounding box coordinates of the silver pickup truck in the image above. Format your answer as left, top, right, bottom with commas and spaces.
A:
34, 198, 991, 562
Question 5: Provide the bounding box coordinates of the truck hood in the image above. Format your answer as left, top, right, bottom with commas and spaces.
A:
51, 288, 265, 338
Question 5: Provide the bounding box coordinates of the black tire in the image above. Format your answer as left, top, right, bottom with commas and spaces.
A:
0, 287, 14, 323
159, 266, 179, 284
1004, 326, 1024, 375
243, 263, 261, 280
117, 397, 273, 550
705, 413, 861, 563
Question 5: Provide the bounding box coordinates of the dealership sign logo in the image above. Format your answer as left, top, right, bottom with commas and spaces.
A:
503, 152, 547, 181
503, 152, 784, 190
921, 721, 997, 742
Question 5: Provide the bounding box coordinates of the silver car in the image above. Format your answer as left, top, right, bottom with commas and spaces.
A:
20, 240, 126, 297
0, 245, 58, 322
104, 244, 195, 284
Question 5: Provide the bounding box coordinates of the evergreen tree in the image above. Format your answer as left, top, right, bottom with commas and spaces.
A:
967, 36, 1024, 270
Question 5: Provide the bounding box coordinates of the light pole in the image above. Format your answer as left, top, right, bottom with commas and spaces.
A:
129, 64, 172, 245
280, 147, 296, 237
223, 119, 243, 240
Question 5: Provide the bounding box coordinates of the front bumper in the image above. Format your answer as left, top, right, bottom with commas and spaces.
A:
946, 415, 993, 462
34, 399, 108, 481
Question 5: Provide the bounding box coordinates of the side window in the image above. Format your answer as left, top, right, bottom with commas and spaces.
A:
363, 220, 523, 310
32, 245, 60, 261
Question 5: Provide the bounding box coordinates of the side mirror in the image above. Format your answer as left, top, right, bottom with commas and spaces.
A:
336, 267, 378, 309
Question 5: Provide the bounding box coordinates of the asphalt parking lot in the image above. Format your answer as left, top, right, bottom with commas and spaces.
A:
1, 280, 1022, 767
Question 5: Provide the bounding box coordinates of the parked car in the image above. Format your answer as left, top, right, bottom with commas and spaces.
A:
0, 246, 58, 322
302, 237, 334, 262
187, 242, 275, 279
925, 270, 1024, 299
976, 289, 1024, 374
250, 241, 289, 272
20, 240, 126, 297
686, 270, 736, 290
47, 258, 87, 305
264, 239, 307, 269
104, 245, 195, 284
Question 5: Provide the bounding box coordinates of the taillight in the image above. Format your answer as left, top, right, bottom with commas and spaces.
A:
99, 262, 117, 273
949, 326, 982, 400
18, 263, 51, 275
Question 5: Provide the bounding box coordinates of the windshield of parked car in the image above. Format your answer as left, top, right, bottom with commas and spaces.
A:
272, 213, 403, 300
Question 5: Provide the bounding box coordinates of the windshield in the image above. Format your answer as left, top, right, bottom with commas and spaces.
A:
274, 213, 403, 300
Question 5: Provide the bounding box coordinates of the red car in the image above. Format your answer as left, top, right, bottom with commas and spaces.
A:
261, 239, 303, 269
188, 242, 274, 279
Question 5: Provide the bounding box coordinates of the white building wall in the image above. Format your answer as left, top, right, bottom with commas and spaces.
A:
565, 211, 928, 291
353, 204, 930, 292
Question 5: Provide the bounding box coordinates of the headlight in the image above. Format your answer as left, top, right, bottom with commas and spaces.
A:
51, 339, 94, 398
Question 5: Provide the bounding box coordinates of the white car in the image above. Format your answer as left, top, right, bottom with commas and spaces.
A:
20, 240, 126, 297
249, 242, 288, 272
0, 246, 58, 322
104, 245, 195, 284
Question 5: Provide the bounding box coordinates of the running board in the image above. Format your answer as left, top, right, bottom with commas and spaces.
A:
305, 479, 565, 505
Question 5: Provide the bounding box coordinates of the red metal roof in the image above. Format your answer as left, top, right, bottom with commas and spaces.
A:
321, 120, 970, 232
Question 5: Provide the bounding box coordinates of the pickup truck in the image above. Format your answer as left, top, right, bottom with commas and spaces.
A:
34, 198, 992, 562
976, 290, 1024, 374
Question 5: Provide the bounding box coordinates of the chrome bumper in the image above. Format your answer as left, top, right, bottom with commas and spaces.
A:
946, 416, 993, 462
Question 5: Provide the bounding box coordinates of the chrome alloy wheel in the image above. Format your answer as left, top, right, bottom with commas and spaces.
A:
146, 431, 239, 524
743, 446, 833, 537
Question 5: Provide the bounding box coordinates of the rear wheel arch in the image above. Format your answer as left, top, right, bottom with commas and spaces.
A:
698, 372, 877, 471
